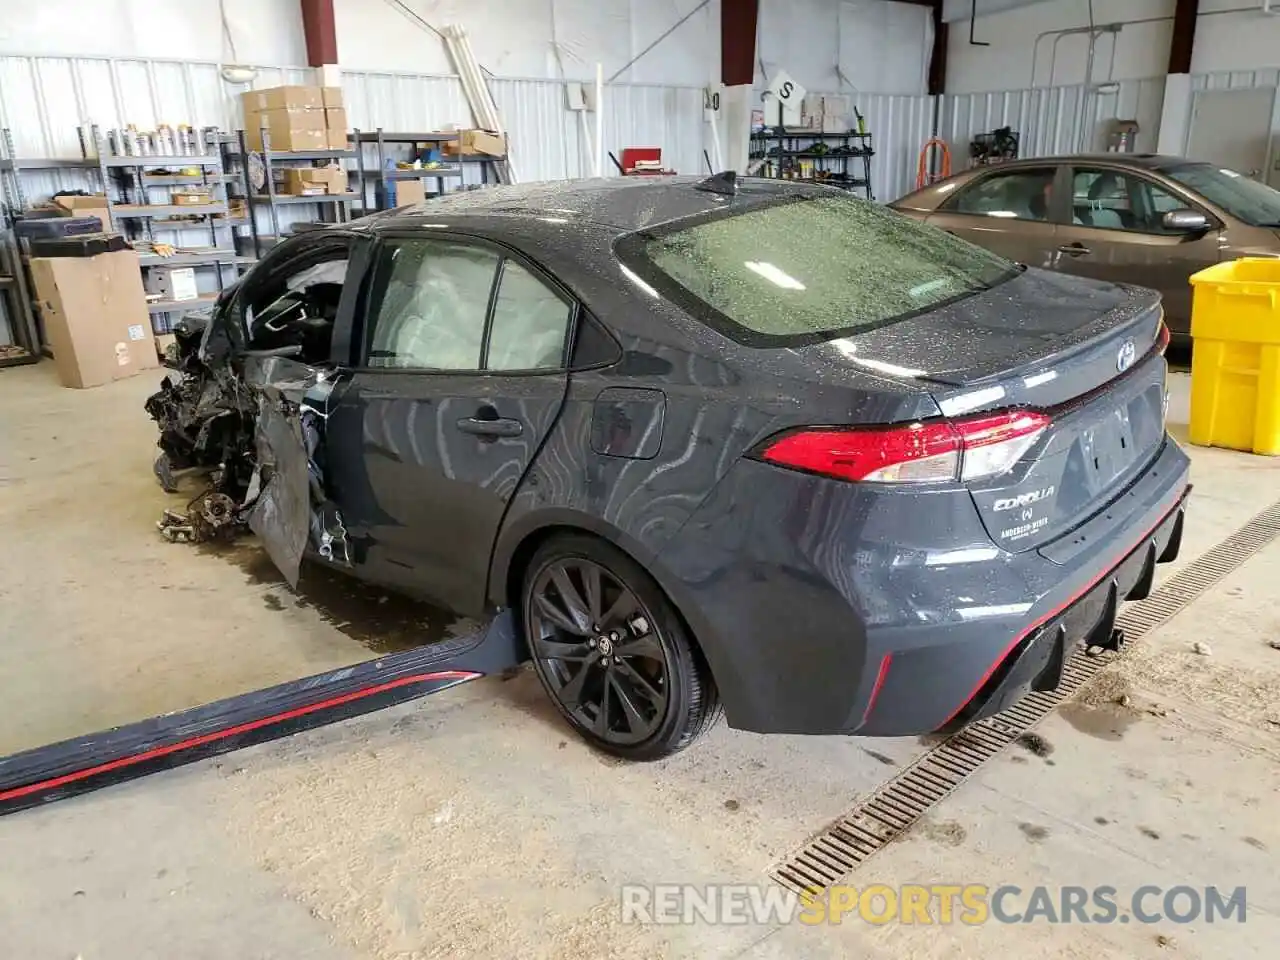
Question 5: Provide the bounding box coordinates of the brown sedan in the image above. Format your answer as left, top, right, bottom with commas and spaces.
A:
890, 153, 1280, 341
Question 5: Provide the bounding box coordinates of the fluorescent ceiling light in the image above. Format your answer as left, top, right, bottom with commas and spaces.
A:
744, 261, 806, 290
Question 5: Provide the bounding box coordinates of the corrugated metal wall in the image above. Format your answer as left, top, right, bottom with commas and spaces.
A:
1182, 68, 1280, 163
937, 77, 1166, 162
0, 55, 714, 195
0, 53, 1204, 216
813, 91, 936, 202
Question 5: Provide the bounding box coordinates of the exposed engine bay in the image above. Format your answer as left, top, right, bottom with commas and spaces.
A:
144, 258, 351, 586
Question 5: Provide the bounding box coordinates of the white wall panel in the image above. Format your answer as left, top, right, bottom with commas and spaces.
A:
946, 0, 1280, 95
0, 0, 304, 64
945, 0, 1174, 95
937, 76, 1166, 160
333, 0, 718, 87
757, 0, 931, 95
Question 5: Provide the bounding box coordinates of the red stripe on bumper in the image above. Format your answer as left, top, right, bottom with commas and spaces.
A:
937, 486, 1189, 730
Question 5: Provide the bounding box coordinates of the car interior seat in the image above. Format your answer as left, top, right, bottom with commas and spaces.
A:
1085, 174, 1126, 229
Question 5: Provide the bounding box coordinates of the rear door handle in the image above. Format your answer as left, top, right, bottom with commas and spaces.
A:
456, 415, 524, 439
1057, 242, 1091, 257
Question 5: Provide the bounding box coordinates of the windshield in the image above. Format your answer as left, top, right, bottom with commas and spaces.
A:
1164, 164, 1280, 227
618, 193, 1018, 346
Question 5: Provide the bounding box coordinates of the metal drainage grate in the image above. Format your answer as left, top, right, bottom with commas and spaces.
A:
770, 499, 1280, 897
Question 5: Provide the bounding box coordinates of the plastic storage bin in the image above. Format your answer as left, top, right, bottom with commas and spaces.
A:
1188, 258, 1280, 455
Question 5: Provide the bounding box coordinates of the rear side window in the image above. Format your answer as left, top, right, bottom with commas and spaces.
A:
619, 194, 1017, 346
944, 168, 1057, 221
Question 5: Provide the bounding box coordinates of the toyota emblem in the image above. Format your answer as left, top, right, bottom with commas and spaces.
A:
1117, 339, 1136, 372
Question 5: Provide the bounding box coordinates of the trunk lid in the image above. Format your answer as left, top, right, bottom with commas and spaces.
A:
817, 268, 1168, 554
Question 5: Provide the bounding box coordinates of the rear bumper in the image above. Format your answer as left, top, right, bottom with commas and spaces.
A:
935, 484, 1187, 732
656, 435, 1191, 737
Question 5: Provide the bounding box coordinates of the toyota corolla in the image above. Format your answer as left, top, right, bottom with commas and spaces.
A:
147, 174, 1190, 760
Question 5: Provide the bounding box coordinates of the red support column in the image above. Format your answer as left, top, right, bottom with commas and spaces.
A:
720, 0, 759, 87
927, 0, 948, 96
300, 0, 339, 68
720, 0, 760, 173
1167, 0, 1199, 75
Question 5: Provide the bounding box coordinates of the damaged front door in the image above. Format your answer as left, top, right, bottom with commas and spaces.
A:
323, 234, 573, 614
243, 357, 346, 587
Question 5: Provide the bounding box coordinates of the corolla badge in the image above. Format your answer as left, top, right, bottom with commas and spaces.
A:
1117, 339, 1137, 372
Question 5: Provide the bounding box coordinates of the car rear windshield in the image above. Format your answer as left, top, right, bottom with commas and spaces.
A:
1162, 163, 1280, 228
617, 192, 1018, 346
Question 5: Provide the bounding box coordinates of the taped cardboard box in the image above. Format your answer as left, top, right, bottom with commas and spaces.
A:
145, 265, 199, 302
322, 86, 344, 108
52, 194, 111, 232
155, 333, 177, 362
284, 166, 348, 196
241, 85, 323, 114
325, 107, 348, 133
245, 107, 328, 151
392, 179, 426, 206
29, 250, 158, 389
444, 129, 506, 157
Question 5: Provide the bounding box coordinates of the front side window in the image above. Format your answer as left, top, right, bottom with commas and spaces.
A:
619, 193, 1019, 346
364, 239, 498, 370
945, 168, 1057, 222
1070, 168, 1187, 233
1162, 163, 1280, 227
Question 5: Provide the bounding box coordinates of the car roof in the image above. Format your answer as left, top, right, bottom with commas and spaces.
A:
963, 153, 1202, 171
359, 175, 833, 235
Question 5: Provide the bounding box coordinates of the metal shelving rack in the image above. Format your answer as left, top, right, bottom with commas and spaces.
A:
96, 133, 250, 324
224, 131, 356, 259
350, 129, 504, 212
749, 129, 875, 200
0, 128, 103, 363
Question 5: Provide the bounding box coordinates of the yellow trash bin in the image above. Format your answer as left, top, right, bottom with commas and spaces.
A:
1188, 258, 1280, 455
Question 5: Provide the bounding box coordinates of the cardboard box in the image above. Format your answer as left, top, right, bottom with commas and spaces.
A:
155, 333, 177, 362
799, 95, 826, 131
392, 178, 426, 206
52, 194, 111, 232
444, 128, 506, 157
328, 127, 349, 150
171, 191, 212, 206
322, 86, 344, 108
284, 166, 348, 196
29, 250, 158, 389
145, 265, 199, 302
241, 85, 323, 114
325, 107, 347, 132
245, 107, 329, 151
820, 95, 850, 133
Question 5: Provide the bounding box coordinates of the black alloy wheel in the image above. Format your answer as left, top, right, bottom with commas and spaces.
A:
522, 535, 720, 760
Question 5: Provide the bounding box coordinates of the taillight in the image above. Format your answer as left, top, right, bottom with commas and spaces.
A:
759, 410, 1050, 484
1156, 319, 1171, 355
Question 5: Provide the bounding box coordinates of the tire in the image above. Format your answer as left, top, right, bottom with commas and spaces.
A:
521, 533, 721, 761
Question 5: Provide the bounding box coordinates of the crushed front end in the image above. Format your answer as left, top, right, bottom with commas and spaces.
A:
144, 307, 349, 586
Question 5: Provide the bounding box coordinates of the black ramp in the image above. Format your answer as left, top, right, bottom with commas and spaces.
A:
0, 612, 526, 817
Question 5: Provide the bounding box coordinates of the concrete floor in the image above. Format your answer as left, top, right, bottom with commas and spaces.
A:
0, 361, 1277, 959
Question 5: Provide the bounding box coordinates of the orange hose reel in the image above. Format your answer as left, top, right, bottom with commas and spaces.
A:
916, 138, 952, 188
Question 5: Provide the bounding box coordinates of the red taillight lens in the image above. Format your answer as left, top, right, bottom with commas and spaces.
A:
760, 410, 1050, 484
1156, 319, 1171, 355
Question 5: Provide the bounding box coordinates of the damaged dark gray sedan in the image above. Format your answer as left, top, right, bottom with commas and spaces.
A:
147, 175, 1190, 760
